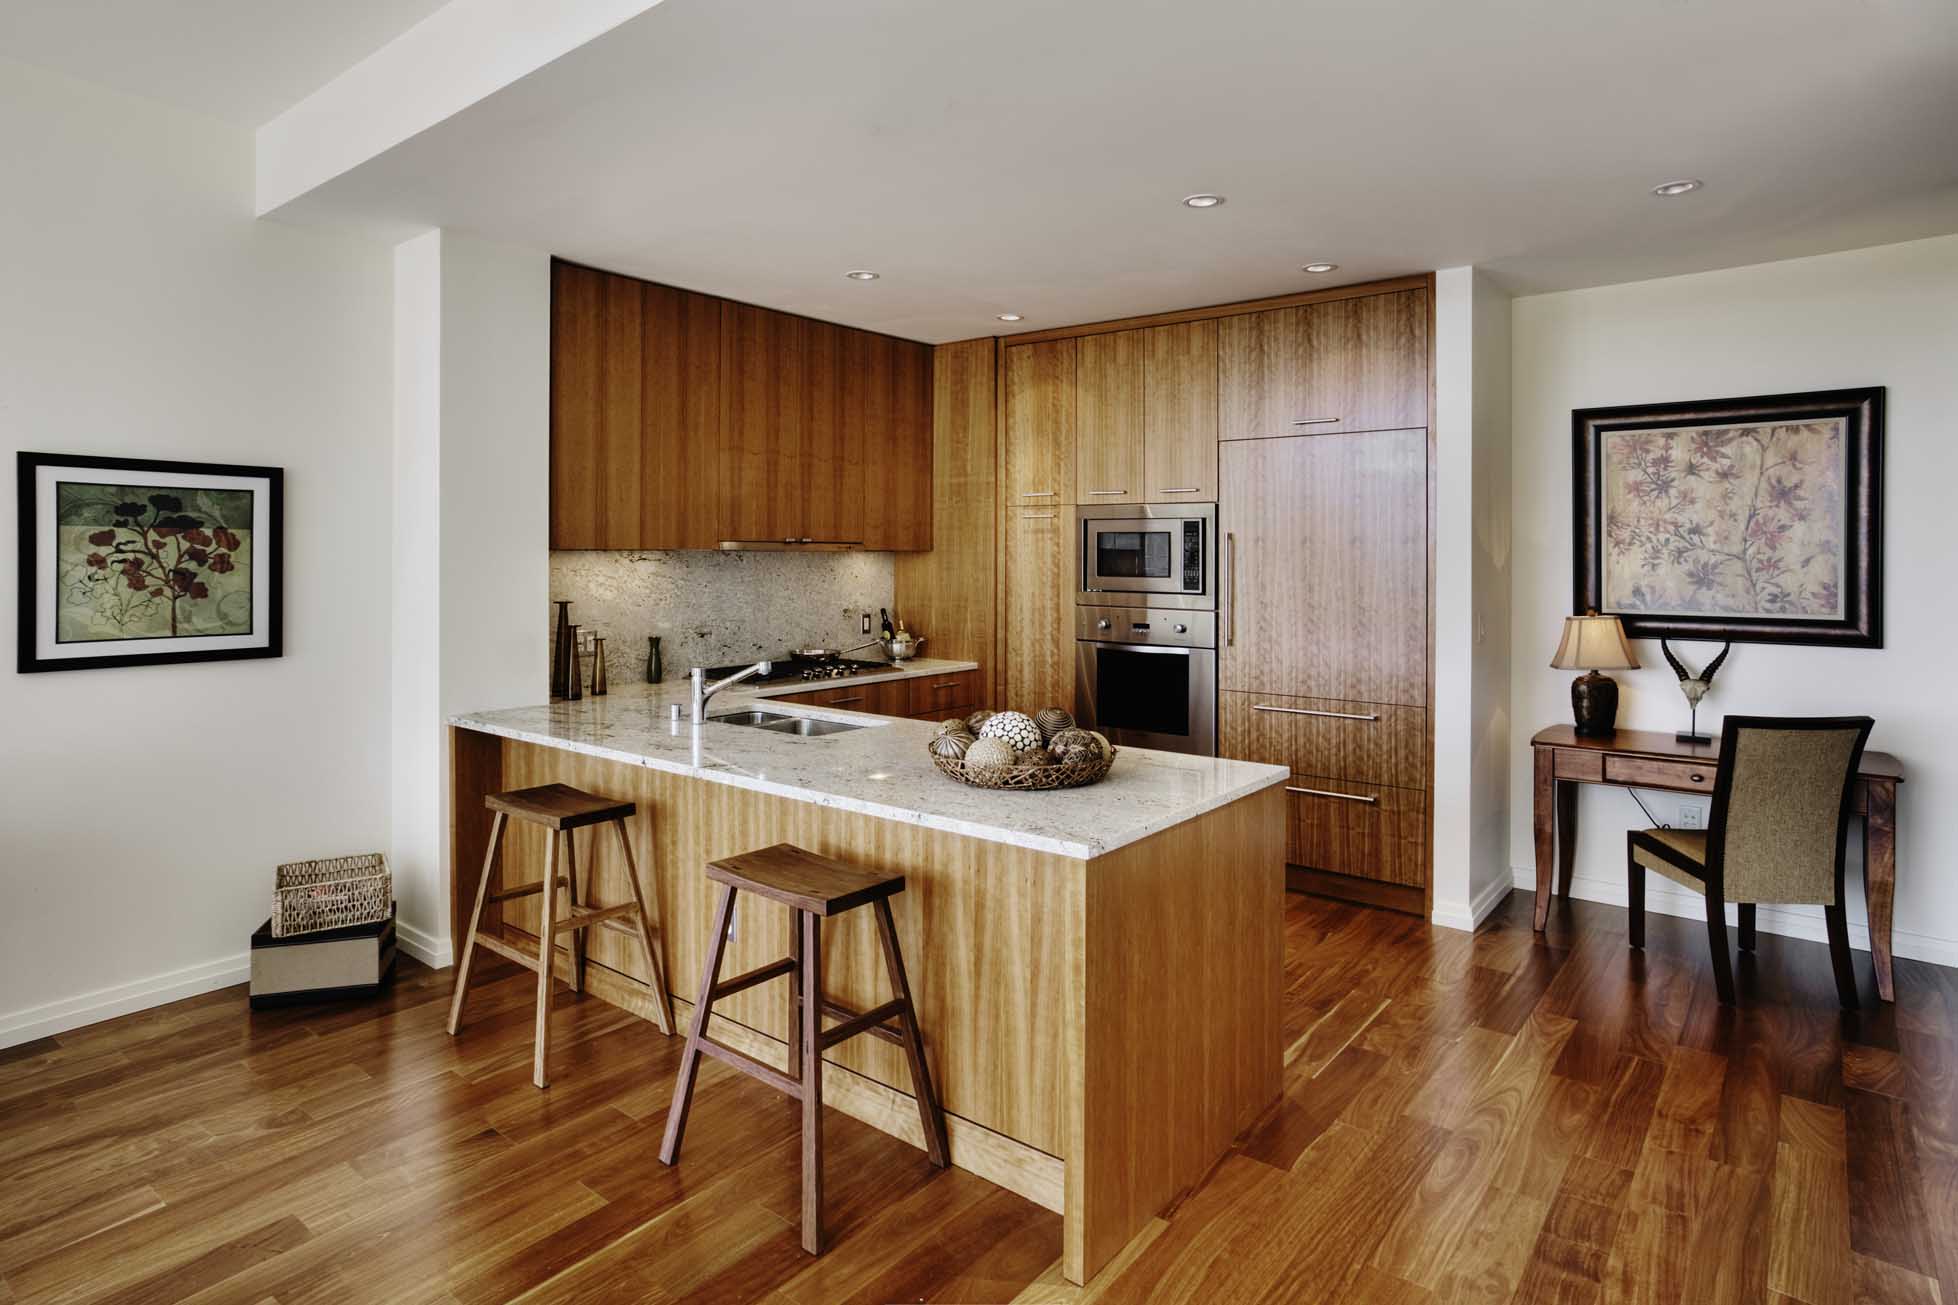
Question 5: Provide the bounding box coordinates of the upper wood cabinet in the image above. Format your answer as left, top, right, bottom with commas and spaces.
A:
1003, 339, 1077, 506
1142, 319, 1218, 502
551, 260, 932, 551
1218, 290, 1427, 441
1074, 329, 1145, 504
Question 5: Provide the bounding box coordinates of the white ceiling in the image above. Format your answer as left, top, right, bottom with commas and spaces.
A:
0, 0, 451, 126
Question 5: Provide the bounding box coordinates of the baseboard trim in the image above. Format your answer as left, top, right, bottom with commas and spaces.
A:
0, 952, 249, 1050
395, 916, 453, 970
1509, 865, 1958, 970
1432, 872, 1515, 934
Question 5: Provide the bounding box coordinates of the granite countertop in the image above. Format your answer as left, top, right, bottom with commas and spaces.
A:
449, 660, 1289, 859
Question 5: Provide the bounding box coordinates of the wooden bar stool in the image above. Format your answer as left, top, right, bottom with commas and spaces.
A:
657, 842, 949, 1254
448, 783, 676, 1087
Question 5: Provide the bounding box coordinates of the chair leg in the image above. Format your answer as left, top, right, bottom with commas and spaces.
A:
1825, 903, 1860, 1011
873, 897, 949, 1168
1705, 890, 1735, 1005
1738, 903, 1757, 953
533, 830, 562, 1088
1626, 844, 1645, 950
612, 817, 676, 1035
787, 909, 803, 1084
564, 827, 585, 994
800, 907, 825, 1256
660, 884, 737, 1164
448, 811, 506, 1035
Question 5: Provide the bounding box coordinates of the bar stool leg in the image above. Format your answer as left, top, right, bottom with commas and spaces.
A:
448, 811, 506, 1036
564, 827, 586, 994
787, 910, 804, 1084
873, 897, 949, 1167
611, 816, 676, 1035
660, 884, 738, 1164
533, 830, 561, 1088
800, 907, 825, 1255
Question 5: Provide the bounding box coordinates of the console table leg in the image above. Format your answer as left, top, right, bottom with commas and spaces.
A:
1555, 780, 1579, 900
1863, 779, 1898, 1002
1532, 748, 1555, 931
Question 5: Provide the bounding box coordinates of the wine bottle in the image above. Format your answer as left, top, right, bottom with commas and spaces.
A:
880, 608, 894, 641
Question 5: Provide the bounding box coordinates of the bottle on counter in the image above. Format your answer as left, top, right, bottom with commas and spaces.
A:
647, 635, 663, 684
880, 608, 894, 641
592, 636, 609, 696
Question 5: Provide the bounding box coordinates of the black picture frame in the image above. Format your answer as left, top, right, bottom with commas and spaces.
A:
1572, 387, 1883, 648
16, 451, 284, 672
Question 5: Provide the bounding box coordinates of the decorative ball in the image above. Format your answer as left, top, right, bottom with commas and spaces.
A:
1085, 730, 1114, 760
979, 711, 1043, 752
1058, 744, 1098, 767
963, 737, 1016, 770
1048, 727, 1097, 754
930, 732, 973, 761
1034, 707, 1074, 741
1016, 747, 1056, 768
937, 718, 974, 737
965, 709, 997, 734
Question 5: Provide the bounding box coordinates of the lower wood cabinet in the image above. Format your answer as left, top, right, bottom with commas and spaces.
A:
769, 679, 910, 715
1002, 509, 1074, 714
1218, 691, 1426, 790
906, 669, 979, 718
1284, 779, 1428, 889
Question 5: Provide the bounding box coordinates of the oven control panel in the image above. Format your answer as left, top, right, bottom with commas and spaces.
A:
1075, 606, 1216, 649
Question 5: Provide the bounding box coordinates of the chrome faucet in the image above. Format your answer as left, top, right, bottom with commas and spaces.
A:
690, 660, 773, 723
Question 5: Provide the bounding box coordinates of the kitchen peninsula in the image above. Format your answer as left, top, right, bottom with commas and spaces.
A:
449, 662, 1287, 1283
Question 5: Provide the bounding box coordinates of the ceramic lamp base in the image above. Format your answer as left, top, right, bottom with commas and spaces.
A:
1570, 670, 1620, 737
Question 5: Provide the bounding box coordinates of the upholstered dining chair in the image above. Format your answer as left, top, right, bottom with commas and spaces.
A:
1626, 714, 1875, 1008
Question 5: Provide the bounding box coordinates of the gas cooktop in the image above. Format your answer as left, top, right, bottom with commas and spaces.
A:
703, 655, 889, 685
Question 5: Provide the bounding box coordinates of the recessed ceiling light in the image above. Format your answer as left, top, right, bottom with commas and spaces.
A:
1301, 262, 1339, 274
997, 313, 1024, 323
1182, 193, 1226, 209
1651, 179, 1703, 197
844, 269, 880, 281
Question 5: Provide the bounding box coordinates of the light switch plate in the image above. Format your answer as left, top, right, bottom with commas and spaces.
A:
861, 612, 872, 635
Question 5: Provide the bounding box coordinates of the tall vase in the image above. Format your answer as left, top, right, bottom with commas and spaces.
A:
592, 636, 609, 696
566, 624, 583, 701
647, 635, 663, 684
552, 600, 573, 699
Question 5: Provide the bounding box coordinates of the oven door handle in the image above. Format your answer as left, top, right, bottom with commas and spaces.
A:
1077, 640, 1202, 655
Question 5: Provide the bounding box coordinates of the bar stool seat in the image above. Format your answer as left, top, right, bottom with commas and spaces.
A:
658, 842, 949, 1255
448, 783, 676, 1087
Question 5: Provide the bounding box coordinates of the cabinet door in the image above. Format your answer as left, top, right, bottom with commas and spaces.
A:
1003, 339, 1077, 507
801, 319, 860, 545
640, 282, 722, 549
1219, 432, 1426, 704
1286, 780, 1428, 885
1075, 329, 1144, 505
1217, 305, 1302, 444
551, 262, 644, 547
1003, 508, 1074, 713
863, 337, 933, 550
719, 302, 804, 544
1295, 290, 1427, 436
1143, 319, 1218, 502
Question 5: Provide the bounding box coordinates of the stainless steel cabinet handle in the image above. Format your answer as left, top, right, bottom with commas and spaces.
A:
932, 681, 959, 690
1291, 417, 1340, 426
1225, 532, 1237, 647
1285, 785, 1377, 804
1022, 512, 1057, 519
1086, 489, 1128, 496
1158, 487, 1202, 494
1253, 705, 1379, 722
829, 695, 865, 705
1020, 490, 1057, 497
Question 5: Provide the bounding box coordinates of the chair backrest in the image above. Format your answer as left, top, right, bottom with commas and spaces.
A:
1707, 715, 1874, 905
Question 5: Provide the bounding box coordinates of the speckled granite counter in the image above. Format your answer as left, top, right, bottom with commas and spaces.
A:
449, 665, 1287, 858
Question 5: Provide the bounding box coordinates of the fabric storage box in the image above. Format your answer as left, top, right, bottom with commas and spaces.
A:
271, 852, 391, 937
250, 905, 397, 1008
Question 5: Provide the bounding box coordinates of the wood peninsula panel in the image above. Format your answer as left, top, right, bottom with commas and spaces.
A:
1218, 690, 1428, 790
718, 301, 805, 544
1285, 778, 1428, 886
1142, 318, 1219, 502
893, 338, 997, 675
640, 282, 723, 549
1074, 328, 1145, 503
1003, 339, 1078, 506
550, 261, 643, 547
1003, 507, 1074, 714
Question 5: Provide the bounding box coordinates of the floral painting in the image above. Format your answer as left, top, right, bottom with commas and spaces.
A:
1600, 419, 1845, 620
57, 483, 255, 641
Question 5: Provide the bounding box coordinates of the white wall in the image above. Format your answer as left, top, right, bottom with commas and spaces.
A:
1510, 234, 1958, 966
0, 58, 395, 1044
1431, 268, 1515, 931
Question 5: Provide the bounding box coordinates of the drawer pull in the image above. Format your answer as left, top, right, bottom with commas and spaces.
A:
1020, 490, 1057, 497
1086, 489, 1129, 496
1253, 704, 1378, 722
932, 681, 959, 690
829, 695, 865, 705
1286, 785, 1377, 804
1690, 773, 1705, 783
1291, 417, 1340, 426
1159, 487, 1202, 494
1022, 512, 1057, 520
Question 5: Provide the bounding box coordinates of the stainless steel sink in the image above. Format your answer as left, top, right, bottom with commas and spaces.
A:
708, 710, 868, 737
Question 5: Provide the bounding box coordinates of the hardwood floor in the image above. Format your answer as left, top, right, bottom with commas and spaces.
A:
4, 888, 1954, 1304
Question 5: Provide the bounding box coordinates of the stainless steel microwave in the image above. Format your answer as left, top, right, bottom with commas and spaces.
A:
1077, 504, 1216, 611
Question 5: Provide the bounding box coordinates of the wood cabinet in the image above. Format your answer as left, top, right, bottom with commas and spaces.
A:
1217, 290, 1427, 441
1003, 508, 1074, 713
1003, 340, 1077, 507
1142, 319, 1218, 502
770, 678, 910, 715
906, 668, 980, 718
1218, 691, 1427, 791
1219, 430, 1426, 705
1075, 329, 1145, 504
551, 259, 932, 551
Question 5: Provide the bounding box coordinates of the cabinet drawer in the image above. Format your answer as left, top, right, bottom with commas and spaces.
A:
907, 670, 980, 716
1284, 777, 1427, 889
1603, 756, 1715, 792
774, 680, 909, 715
1552, 749, 1604, 782
1219, 692, 1426, 790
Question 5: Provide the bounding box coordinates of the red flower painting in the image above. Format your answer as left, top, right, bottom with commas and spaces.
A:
58, 486, 252, 640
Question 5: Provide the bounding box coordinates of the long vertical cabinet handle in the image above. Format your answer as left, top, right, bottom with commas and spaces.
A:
1226, 532, 1237, 647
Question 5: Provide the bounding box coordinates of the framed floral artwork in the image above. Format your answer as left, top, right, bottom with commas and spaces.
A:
16, 452, 283, 672
1572, 388, 1882, 648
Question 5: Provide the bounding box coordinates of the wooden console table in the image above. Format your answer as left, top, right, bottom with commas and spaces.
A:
1530, 725, 1906, 1001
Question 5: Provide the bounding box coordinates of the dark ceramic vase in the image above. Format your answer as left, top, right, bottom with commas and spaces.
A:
647, 636, 663, 684
1570, 670, 1619, 737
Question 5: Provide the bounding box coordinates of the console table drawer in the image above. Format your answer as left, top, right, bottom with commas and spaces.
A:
1603, 756, 1715, 792
1552, 749, 1604, 782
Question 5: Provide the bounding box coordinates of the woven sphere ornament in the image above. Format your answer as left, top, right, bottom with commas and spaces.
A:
929, 732, 973, 761
963, 737, 1017, 770
965, 709, 997, 734
1034, 707, 1075, 741
937, 718, 975, 737
979, 711, 1043, 751
1085, 730, 1115, 760
1016, 747, 1056, 767
1058, 744, 1099, 766
1048, 727, 1097, 754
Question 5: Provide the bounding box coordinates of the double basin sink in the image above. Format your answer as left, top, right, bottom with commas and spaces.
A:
708, 709, 868, 738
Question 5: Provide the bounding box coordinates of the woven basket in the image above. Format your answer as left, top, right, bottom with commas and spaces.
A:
271, 853, 393, 938
929, 747, 1116, 791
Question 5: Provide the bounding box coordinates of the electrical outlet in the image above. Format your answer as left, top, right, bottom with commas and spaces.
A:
1678, 800, 1706, 830
861, 612, 872, 635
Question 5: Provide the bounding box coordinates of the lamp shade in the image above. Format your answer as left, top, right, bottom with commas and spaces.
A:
1549, 613, 1639, 670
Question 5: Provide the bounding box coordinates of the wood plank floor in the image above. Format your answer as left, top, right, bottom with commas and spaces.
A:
4, 888, 1954, 1304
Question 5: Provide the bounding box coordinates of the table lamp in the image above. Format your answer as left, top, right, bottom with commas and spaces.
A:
1549, 611, 1639, 737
